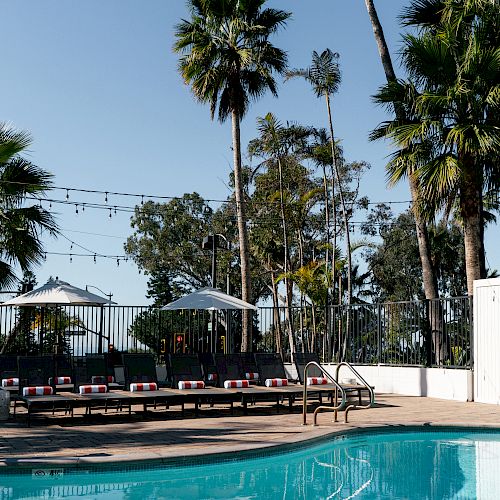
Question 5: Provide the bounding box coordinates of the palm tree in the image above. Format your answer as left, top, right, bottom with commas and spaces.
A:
286, 50, 354, 311
364, 0, 440, 304
174, 0, 290, 351
372, 0, 500, 295
0, 123, 58, 288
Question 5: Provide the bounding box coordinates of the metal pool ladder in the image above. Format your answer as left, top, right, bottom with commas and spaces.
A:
302, 361, 375, 426
335, 362, 375, 423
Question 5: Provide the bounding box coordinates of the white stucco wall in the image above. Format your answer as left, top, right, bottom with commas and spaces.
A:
285, 363, 472, 402
474, 277, 500, 405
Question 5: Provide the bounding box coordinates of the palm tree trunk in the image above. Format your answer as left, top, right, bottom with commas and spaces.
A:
231, 109, 252, 352
365, 0, 444, 363
460, 156, 483, 295
277, 157, 295, 355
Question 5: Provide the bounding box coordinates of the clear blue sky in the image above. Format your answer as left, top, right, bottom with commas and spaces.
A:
1, 1, 497, 304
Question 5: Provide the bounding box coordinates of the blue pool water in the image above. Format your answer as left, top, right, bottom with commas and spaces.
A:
2, 428, 500, 499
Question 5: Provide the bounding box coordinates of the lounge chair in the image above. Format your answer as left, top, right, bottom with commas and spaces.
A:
17, 356, 73, 426
168, 354, 237, 414
119, 353, 181, 412
84, 354, 122, 389
198, 352, 218, 386
216, 353, 298, 413
0, 355, 20, 396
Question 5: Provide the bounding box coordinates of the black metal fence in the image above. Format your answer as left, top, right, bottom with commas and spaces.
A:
0, 296, 472, 369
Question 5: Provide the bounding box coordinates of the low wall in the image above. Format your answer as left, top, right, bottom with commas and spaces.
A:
284, 363, 473, 402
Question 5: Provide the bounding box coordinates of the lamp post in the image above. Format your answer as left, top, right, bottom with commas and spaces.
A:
86, 285, 113, 354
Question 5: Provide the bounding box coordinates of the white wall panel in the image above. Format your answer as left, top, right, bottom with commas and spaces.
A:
474, 278, 500, 404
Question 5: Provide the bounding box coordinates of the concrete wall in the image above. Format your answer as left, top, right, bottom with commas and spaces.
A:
285, 363, 473, 402
474, 277, 500, 405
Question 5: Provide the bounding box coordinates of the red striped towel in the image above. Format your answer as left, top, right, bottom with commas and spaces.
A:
265, 378, 288, 387
130, 382, 157, 392
1, 378, 19, 387
178, 381, 205, 389
22, 386, 53, 396
224, 380, 250, 388
245, 372, 259, 381
79, 384, 108, 394
49, 377, 72, 385
306, 377, 328, 385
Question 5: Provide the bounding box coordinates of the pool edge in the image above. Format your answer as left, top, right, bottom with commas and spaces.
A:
2, 422, 500, 474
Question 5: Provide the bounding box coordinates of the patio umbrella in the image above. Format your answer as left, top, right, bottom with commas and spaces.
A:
2, 278, 114, 306
161, 287, 257, 311
162, 287, 256, 352
2, 278, 115, 354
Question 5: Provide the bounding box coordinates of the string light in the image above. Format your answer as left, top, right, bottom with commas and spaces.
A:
105, 192, 108, 204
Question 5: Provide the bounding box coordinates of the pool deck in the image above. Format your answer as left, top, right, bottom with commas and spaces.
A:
1, 394, 500, 469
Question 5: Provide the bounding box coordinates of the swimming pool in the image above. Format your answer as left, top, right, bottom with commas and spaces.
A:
2, 427, 500, 499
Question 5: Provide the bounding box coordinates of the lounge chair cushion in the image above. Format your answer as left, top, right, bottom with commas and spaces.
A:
265, 378, 288, 387
224, 380, 250, 389
49, 376, 72, 385
91, 375, 114, 384
307, 377, 328, 385
1, 378, 19, 387
79, 384, 108, 394
130, 382, 158, 392
22, 386, 53, 396
178, 381, 205, 389
207, 373, 217, 381
245, 372, 259, 381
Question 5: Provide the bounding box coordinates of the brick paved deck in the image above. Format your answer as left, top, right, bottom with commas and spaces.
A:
1, 394, 500, 468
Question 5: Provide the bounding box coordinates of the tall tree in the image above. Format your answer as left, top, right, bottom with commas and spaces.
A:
174, 0, 290, 352
372, 0, 500, 295
0, 123, 58, 288
286, 50, 354, 310
364, 0, 440, 305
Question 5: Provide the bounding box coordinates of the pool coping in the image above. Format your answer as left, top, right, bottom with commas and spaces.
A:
2, 422, 500, 474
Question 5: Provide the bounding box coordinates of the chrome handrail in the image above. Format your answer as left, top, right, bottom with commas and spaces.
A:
302, 361, 346, 426
335, 361, 375, 421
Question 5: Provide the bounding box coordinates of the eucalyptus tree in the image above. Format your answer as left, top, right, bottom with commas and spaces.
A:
248, 114, 313, 354
174, 0, 290, 351
286, 50, 355, 309
371, 0, 500, 295
0, 123, 58, 288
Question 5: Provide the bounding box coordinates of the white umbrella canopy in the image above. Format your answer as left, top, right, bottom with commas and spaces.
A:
2, 278, 116, 306
161, 287, 257, 311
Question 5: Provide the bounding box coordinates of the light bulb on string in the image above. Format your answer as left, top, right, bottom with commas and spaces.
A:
69, 254, 73, 263
66, 190, 69, 200
94, 253, 97, 264
70, 243, 73, 251
116, 258, 120, 267
114, 206, 117, 215
105, 192, 108, 204
75, 205, 79, 215
141, 195, 144, 205
49, 201, 52, 209
109, 208, 112, 219
82, 204, 85, 212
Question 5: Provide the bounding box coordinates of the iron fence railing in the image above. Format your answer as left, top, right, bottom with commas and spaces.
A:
0, 296, 472, 369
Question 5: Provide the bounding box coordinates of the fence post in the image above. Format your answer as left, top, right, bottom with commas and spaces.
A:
424, 299, 432, 367
377, 303, 382, 363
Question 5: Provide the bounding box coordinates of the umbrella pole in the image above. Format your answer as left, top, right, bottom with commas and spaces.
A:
39, 307, 45, 355
98, 306, 104, 354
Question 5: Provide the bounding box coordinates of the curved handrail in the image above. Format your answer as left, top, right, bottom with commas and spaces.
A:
335, 361, 375, 421
302, 361, 346, 426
